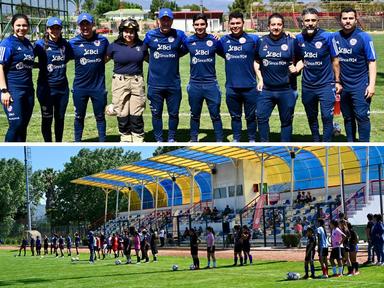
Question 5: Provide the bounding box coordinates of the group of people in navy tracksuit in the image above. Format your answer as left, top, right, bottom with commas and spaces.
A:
0, 7, 376, 142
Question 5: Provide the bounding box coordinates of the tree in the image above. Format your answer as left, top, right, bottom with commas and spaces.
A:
180, 4, 207, 11
69, 0, 83, 15
153, 146, 182, 156
52, 148, 141, 227
0, 158, 26, 238
149, 0, 179, 19
228, 0, 262, 17
82, 0, 95, 13
94, 0, 120, 17
121, 2, 143, 9
30, 168, 59, 229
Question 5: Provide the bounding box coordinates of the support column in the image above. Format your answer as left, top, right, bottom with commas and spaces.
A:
127, 188, 131, 219
140, 181, 145, 211
102, 189, 111, 234
365, 146, 370, 204
325, 146, 329, 200
290, 149, 295, 206
171, 175, 176, 216
115, 188, 120, 219
338, 146, 344, 212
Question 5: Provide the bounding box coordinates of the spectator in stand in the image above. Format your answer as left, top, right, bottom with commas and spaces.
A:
206, 226, 216, 268
36, 235, 41, 256
294, 220, 303, 243
223, 205, 232, 216
198, 226, 203, 236
30, 236, 35, 256
372, 214, 384, 265
347, 222, 360, 275
335, 195, 342, 207
18, 237, 28, 256
296, 190, 302, 204
159, 228, 165, 247
301, 191, 306, 204
190, 228, 201, 269
212, 207, 219, 220
364, 213, 375, 264
318, 207, 326, 220
306, 191, 313, 203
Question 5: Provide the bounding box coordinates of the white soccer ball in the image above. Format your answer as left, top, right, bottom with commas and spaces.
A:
189, 264, 195, 270
115, 259, 122, 265
287, 272, 300, 280
172, 264, 179, 271
71, 257, 76, 262
333, 122, 341, 137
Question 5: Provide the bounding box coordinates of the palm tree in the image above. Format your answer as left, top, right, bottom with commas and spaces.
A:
68, 0, 82, 15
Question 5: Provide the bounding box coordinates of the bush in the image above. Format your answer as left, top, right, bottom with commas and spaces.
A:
282, 234, 300, 248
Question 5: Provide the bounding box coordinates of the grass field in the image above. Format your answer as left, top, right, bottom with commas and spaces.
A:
0, 33, 383, 142
1, 249, 384, 287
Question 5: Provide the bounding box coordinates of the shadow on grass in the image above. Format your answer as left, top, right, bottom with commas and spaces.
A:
84, 129, 348, 143
0, 278, 50, 286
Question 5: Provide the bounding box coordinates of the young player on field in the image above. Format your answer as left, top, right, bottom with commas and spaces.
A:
190, 228, 201, 269
233, 225, 244, 266
217, 12, 259, 142
334, 7, 377, 142
316, 219, 329, 278
74, 232, 80, 256
18, 237, 27, 256
303, 227, 316, 279
347, 222, 360, 274
330, 219, 346, 277
294, 8, 342, 142
206, 226, 216, 268
242, 225, 253, 264
182, 13, 224, 142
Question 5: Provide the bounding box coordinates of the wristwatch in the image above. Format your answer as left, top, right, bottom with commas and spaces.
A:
1, 88, 8, 93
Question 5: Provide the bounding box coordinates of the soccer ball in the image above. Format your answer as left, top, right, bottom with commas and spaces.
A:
333, 122, 342, 137
287, 272, 300, 280
105, 104, 117, 116
71, 257, 76, 262
189, 264, 195, 270
115, 259, 122, 265
172, 264, 179, 271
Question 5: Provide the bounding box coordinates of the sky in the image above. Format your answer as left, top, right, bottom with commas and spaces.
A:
0, 145, 156, 172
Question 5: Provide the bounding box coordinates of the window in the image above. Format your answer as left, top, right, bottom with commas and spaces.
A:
213, 187, 227, 199
236, 184, 243, 196
228, 185, 235, 197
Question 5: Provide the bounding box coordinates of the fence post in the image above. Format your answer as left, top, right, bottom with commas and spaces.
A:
263, 208, 266, 247
273, 209, 276, 246
177, 215, 180, 246
282, 207, 286, 234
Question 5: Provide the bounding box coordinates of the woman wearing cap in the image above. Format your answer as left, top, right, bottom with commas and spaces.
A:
69, 12, 109, 142
34, 17, 71, 142
106, 18, 147, 142
0, 14, 35, 141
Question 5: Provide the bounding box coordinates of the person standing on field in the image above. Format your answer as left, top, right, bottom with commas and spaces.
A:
334, 7, 376, 142
144, 8, 187, 142
106, 18, 147, 142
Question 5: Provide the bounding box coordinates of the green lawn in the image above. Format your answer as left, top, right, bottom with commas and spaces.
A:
1, 249, 384, 287
0, 33, 383, 142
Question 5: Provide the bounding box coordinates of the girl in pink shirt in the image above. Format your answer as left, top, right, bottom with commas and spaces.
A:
330, 220, 346, 277
206, 227, 216, 268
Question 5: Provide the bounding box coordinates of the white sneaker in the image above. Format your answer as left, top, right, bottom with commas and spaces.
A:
376, 262, 382, 266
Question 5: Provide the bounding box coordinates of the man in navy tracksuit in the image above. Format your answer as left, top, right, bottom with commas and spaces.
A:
69, 13, 109, 142
295, 8, 342, 142
182, 13, 223, 142
144, 8, 187, 142
217, 12, 259, 142
255, 13, 298, 142
334, 7, 376, 142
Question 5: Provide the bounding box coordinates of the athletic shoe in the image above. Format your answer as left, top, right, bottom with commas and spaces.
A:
303, 275, 309, 279
136, 262, 141, 265
381, 263, 384, 266
320, 275, 328, 279
363, 260, 372, 265
335, 274, 343, 277
376, 262, 382, 266
353, 271, 360, 275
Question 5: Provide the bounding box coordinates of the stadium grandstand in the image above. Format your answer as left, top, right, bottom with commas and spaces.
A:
72, 146, 384, 247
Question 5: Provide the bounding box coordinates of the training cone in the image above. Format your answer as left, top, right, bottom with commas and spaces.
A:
334, 94, 341, 116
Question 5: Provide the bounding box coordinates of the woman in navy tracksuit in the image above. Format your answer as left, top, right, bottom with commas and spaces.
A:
34, 17, 71, 142
0, 14, 35, 142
